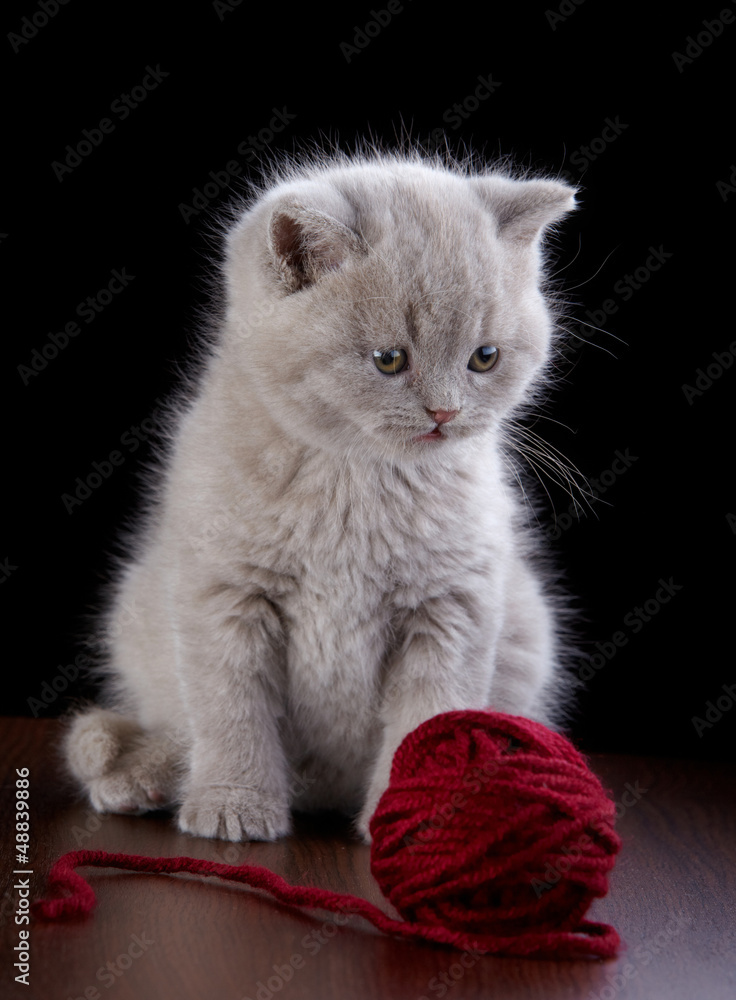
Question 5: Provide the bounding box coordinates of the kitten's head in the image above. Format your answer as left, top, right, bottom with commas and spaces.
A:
222, 154, 576, 464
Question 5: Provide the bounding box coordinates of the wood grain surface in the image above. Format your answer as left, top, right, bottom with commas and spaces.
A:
1, 717, 734, 1000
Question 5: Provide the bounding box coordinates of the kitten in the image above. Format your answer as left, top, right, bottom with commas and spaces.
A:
63, 147, 578, 843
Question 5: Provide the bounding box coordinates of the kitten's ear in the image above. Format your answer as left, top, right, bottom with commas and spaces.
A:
471, 177, 577, 244
268, 206, 366, 291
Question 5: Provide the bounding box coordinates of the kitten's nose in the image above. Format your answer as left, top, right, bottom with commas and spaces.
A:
426, 408, 459, 425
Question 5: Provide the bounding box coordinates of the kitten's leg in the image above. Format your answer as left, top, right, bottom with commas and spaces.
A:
490, 558, 563, 727
356, 593, 493, 841
63, 707, 183, 814
175, 583, 292, 842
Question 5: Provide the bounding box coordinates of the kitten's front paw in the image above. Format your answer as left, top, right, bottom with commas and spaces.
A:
177, 785, 291, 842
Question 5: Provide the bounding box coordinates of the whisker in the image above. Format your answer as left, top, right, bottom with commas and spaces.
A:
507, 423, 590, 483
509, 447, 559, 514
526, 413, 579, 436
501, 453, 544, 529
574, 318, 628, 346
503, 419, 609, 520
561, 244, 621, 293
550, 233, 583, 278
555, 325, 620, 359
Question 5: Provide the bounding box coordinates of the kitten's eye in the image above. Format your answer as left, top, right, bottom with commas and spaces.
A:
468, 345, 499, 373
373, 348, 408, 375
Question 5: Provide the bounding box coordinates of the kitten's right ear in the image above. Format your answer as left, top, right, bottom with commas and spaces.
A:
471, 176, 578, 245
267, 206, 366, 292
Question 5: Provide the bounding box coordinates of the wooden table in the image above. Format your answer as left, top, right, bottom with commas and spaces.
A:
1, 718, 734, 999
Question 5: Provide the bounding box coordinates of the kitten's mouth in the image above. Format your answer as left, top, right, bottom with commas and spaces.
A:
414, 424, 445, 443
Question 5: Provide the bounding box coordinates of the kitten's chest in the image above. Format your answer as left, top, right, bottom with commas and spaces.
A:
277, 489, 409, 677
269, 456, 484, 673
265, 451, 479, 582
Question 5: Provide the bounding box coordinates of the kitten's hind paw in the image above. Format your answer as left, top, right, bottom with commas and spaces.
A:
88, 771, 173, 815
86, 737, 181, 815
177, 785, 292, 842
63, 708, 142, 782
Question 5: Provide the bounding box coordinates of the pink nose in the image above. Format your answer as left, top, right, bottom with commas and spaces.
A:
427, 408, 459, 425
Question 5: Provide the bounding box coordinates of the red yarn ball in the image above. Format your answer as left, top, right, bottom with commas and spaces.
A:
34, 710, 621, 959
369, 710, 622, 957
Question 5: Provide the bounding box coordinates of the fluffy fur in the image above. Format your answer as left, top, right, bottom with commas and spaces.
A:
64, 147, 579, 842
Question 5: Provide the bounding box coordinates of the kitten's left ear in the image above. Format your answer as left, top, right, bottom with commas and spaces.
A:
268, 205, 366, 292
471, 176, 578, 244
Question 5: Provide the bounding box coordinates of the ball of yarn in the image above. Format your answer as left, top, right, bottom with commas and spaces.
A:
33, 710, 621, 959
369, 710, 622, 957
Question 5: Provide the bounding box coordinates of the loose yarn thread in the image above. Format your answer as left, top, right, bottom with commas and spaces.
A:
33, 710, 621, 959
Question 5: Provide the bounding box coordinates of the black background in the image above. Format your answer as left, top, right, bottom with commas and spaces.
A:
3, 1, 734, 761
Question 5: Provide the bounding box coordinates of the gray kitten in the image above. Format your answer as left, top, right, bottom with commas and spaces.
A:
64, 148, 578, 842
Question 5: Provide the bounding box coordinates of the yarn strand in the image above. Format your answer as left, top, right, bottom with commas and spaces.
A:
32, 848, 619, 958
